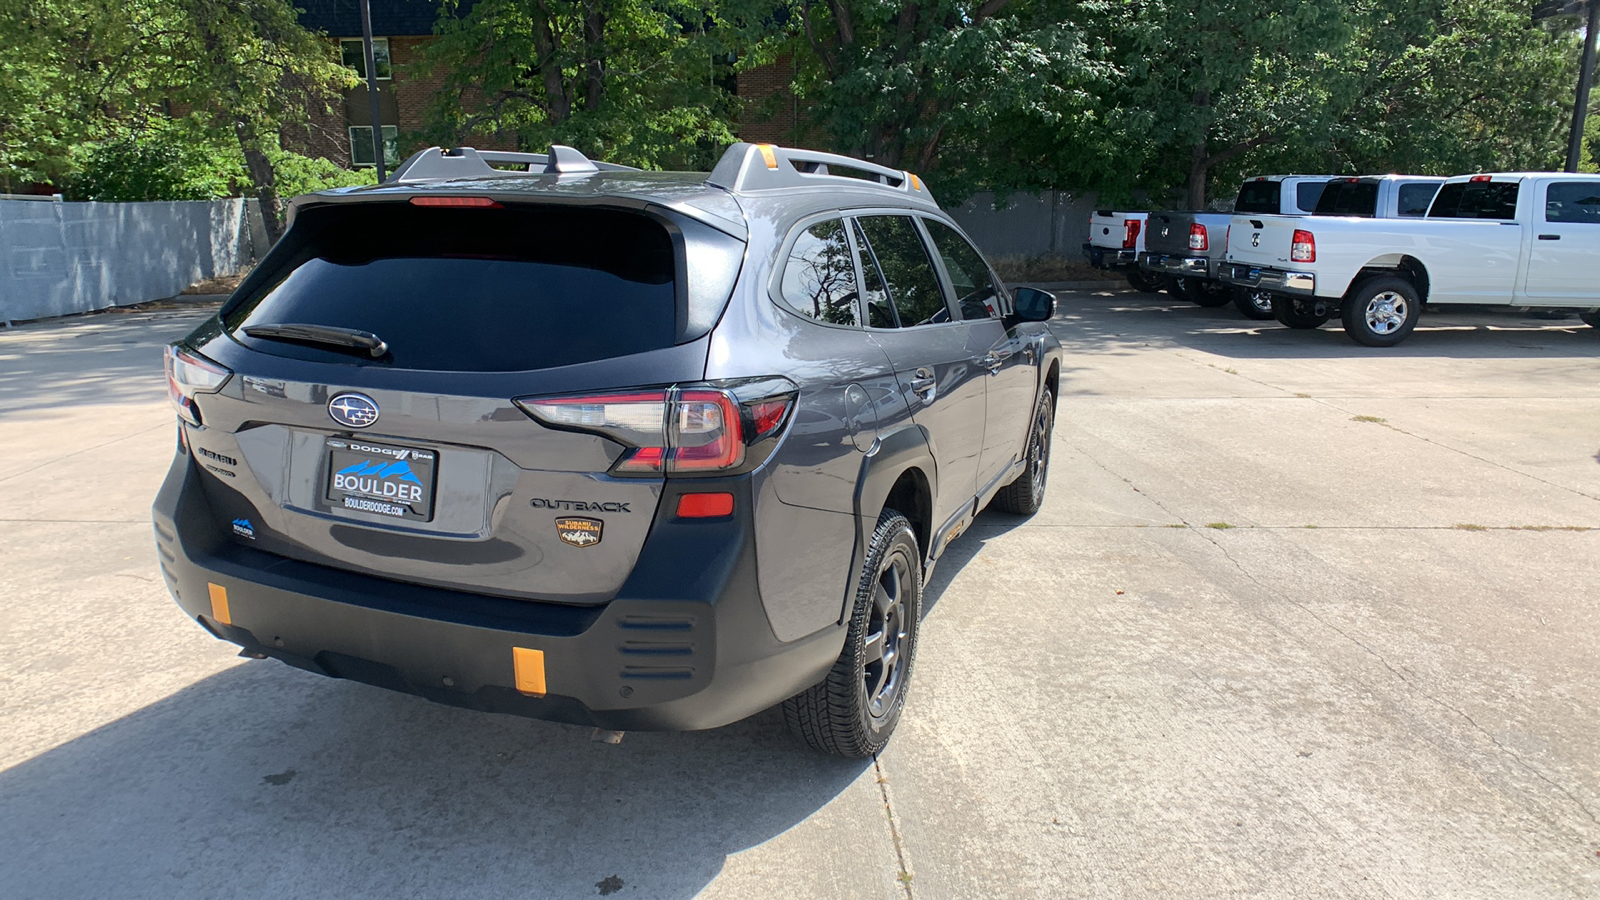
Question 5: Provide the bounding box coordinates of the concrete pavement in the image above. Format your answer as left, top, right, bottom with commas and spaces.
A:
1, 294, 1597, 897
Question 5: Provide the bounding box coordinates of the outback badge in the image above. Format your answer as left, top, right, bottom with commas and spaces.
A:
555, 517, 603, 548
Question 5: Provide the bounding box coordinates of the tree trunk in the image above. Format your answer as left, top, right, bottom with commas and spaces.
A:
236, 122, 283, 244
1187, 139, 1208, 210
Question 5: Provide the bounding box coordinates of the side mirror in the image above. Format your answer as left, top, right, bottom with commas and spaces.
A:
1011, 287, 1056, 323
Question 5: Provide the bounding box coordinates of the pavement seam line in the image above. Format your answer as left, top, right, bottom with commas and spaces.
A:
1188, 526, 1600, 831
0, 421, 170, 486
873, 757, 916, 900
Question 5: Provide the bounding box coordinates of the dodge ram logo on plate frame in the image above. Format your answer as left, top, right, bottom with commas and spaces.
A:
555, 517, 603, 547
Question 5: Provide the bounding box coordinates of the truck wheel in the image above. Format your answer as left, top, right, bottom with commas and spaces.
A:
1233, 288, 1277, 320
1186, 279, 1233, 307
1272, 296, 1331, 330
1164, 277, 1188, 300
992, 386, 1055, 515
783, 510, 922, 758
1125, 270, 1165, 293
1342, 276, 1420, 347
1579, 311, 1600, 328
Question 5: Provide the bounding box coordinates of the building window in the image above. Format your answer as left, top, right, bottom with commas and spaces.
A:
350, 126, 399, 168
340, 38, 391, 80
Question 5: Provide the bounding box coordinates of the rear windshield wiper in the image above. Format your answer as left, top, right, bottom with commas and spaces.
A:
241, 323, 388, 358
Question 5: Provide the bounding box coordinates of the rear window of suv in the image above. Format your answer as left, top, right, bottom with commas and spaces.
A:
223, 202, 743, 372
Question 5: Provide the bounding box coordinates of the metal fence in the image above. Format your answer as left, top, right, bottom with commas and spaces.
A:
945, 190, 1106, 260
0, 197, 252, 323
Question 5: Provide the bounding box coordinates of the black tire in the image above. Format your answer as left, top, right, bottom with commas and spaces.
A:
1233, 287, 1277, 320
1578, 311, 1600, 328
1125, 269, 1165, 293
1164, 277, 1188, 300
783, 511, 922, 758
1341, 276, 1420, 347
1186, 279, 1233, 307
992, 386, 1055, 515
1272, 295, 1331, 330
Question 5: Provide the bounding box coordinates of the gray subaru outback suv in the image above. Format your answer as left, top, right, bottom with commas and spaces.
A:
154, 142, 1063, 757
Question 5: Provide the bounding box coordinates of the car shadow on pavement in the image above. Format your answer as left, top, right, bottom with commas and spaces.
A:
1050, 291, 1600, 361
0, 660, 872, 898
920, 505, 1031, 618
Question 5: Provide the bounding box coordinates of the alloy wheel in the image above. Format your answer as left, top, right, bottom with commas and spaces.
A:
1365, 292, 1409, 335
864, 550, 912, 719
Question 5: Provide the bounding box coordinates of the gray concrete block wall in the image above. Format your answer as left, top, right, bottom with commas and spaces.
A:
945, 191, 1104, 259
0, 198, 248, 323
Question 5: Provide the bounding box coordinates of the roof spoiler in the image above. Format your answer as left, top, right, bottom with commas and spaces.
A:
708, 143, 936, 206
386, 145, 638, 183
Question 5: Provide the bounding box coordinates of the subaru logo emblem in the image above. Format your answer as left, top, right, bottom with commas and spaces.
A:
328, 392, 379, 429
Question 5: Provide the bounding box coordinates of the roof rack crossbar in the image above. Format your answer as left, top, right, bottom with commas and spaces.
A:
707, 143, 937, 206
386, 145, 636, 183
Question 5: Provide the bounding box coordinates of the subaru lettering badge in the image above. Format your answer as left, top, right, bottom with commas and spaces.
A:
328, 392, 380, 429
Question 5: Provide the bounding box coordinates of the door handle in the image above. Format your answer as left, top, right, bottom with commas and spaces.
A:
980, 353, 1003, 374
908, 368, 937, 400
1537, 234, 1561, 241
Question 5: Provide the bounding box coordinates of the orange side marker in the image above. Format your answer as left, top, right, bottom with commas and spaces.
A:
208, 583, 231, 625
513, 647, 547, 696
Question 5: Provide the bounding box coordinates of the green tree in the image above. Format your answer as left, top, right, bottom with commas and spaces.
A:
417, 0, 745, 170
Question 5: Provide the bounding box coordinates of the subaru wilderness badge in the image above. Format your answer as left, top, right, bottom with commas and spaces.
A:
328, 393, 379, 428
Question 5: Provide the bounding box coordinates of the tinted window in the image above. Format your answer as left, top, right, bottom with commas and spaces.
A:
925, 220, 1001, 321
1397, 182, 1440, 217
781, 219, 860, 326
225, 204, 712, 372
1295, 181, 1328, 212
852, 220, 897, 328
1314, 181, 1379, 217
856, 216, 949, 328
1234, 180, 1281, 214
1545, 182, 1600, 224
1428, 181, 1521, 220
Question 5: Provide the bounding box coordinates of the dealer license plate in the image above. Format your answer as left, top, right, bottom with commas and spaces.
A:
323, 437, 438, 521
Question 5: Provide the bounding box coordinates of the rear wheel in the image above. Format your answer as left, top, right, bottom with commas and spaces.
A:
993, 386, 1055, 515
1125, 269, 1165, 293
1185, 279, 1233, 307
1233, 288, 1277, 320
1341, 276, 1420, 347
1579, 311, 1600, 328
1164, 277, 1188, 300
1272, 296, 1331, 330
784, 511, 922, 758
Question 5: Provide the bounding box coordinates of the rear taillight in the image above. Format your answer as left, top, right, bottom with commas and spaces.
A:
164, 344, 231, 427
515, 378, 796, 476
1291, 229, 1316, 263
1188, 223, 1208, 251
1123, 219, 1142, 249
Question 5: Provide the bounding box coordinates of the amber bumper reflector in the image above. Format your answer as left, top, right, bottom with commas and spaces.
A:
513, 647, 547, 696
208, 583, 231, 625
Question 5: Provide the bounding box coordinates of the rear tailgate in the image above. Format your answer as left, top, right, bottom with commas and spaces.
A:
1223, 214, 1303, 269
1088, 211, 1147, 252
179, 198, 746, 604
1144, 212, 1230, 257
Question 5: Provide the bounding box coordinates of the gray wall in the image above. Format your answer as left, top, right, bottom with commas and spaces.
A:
945, 190, 1105, 260
0, 198, 249, 323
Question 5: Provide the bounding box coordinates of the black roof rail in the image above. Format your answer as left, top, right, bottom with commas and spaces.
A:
707, 143, 938, 207
386, 145, 638, 183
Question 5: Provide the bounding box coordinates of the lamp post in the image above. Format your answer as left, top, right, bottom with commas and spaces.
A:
1537, 0, 1599, 172
359, 0, 386, 181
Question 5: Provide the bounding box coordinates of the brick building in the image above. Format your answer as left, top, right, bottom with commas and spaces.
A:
293, 1, 807, 169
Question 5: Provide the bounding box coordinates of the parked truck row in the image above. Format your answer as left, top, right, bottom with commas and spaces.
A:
1084, 171, 1600, 346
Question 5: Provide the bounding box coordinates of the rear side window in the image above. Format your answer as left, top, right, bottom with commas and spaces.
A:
924, 220, 1002, 321
855, 216, 949, 328
780, 219, 860, 326
1545, 182, 1600, 224
1397, 183, 1440, 217
224, 203, 742, 372
1314, 181, 1379, 217
1234, 181, 1281, 214
1295, 181, 1328, 212
1428, 181, 1521, 220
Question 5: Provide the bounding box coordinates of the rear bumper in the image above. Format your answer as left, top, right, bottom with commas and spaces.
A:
1218, 262, 1316, 296
1139, 252, 1211, 278
1082, 242, 1136, 268
152, 450, 844, 731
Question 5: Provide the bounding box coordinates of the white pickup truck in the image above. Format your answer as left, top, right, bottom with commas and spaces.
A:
1218, 172, 1600, 346
1083, 210, 1158, 291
